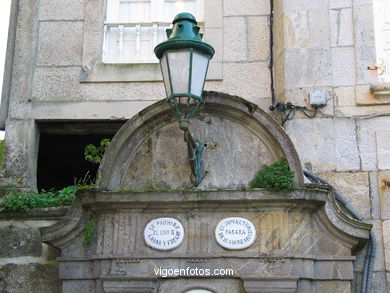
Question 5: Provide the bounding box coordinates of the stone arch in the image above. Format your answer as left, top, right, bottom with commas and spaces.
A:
97, 91, 304, 190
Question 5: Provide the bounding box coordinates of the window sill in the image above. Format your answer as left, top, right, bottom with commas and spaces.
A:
371, 83, 390, 100
80, 62, 222, 83
355, 83, 390, 106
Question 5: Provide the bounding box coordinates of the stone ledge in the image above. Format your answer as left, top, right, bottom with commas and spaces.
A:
355, 83, 390, 105
0, 206, 68, 219
80, 62, 223, 82
371, 83, 390, 100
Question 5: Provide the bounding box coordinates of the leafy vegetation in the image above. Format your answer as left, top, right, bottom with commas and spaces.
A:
83, 218, 96, 246
0, 186, 77, 212
249, 158, 296, 192
84, 138, 111, 164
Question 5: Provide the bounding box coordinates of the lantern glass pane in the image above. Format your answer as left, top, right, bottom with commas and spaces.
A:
190, 51, 209, 97
160, 53, 171, 97
167, 50, 191, 94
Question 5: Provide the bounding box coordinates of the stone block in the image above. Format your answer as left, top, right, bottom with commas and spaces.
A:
7, 0, 39, 111
331, 47, 356, 86
224, 0, 269, 16
356, 84, 390, 105
319, 172, 371, 219
248, 16, 270, 61
81, 30, 101, 69
334, 119, 360, 171
39, 0, 85, 20
37, 21, 83, 66
334, 86, 356, 106
223, 17, 247, 62
283, 11, 309, 49
285, 48, 332, 87
369, 220, 385, 271
329, 0, 352, 9
369, 172, 382, 220
377, 132, 390, 170
2, 119, 39, 189
383, 220, 390, 271
0, 225, 42, 257
308, 9, 330, 48
0, 264, 60, 293
62, 280, 95, 293
356, 118, 383, 172
204, 0, 222, 28
282, 87, 334, 116
371, 272, 388, 293
217, 62, 271, 100
314, 281, 351, 293
355, 46, 377, 85
283, 0, 328, 11
27, 100, 155, 120
32, 67, 81, 101
202, 28, 223, 62
330, 8, 354, 47
285, 118, 336, 172
353, 5, 375, 47
378, 171, 390, 220
353, 0, 373, 7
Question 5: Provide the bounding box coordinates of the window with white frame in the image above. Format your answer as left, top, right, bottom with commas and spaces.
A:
373, 0, 390, 82
103, 0, 205, 64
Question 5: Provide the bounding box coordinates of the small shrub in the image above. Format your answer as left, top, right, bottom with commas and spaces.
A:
249, 158, 295, 192
0, 186, 77, 212
83, 219, 96, 246
84, 138, 111, 164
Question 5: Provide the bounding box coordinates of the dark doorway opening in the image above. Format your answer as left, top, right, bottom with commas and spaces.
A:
37, 121, 125, 192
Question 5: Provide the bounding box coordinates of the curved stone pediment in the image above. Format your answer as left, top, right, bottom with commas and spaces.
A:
97, 91, 304, 190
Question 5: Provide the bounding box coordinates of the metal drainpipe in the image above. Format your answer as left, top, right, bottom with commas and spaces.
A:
303, 171, 375, 293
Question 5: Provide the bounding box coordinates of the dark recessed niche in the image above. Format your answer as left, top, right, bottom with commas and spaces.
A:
37, 121, 125, 192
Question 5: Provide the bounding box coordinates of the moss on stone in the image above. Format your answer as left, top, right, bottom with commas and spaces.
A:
249, 158, 296, 193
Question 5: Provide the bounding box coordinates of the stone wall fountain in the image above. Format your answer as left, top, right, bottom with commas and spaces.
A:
41, 92, 371, 293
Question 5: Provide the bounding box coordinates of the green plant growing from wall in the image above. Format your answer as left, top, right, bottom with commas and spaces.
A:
84, 138, 111, 164
83, 218, 96, 246
249, 158, 295, 192
0, 186, 77, 212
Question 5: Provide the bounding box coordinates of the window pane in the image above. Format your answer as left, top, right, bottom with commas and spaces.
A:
122, 26, 137, 61
190, 51, 209, 97
119, 0, 151, 22
167, 50, 190, 94
163, 0, 199, 22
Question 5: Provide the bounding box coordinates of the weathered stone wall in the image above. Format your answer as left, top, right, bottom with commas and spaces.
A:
0, 208, 67, 293
273, 0, 390, 291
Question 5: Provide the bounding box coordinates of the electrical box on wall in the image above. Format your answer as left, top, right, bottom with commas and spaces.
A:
309, 90, 327, 107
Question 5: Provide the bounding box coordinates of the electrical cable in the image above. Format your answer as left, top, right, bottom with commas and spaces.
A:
317, 108, 390, 120
303, 171, 375, 293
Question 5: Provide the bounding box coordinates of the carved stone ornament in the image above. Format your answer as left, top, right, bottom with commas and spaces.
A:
215, 217, 256, 250
144, 217, 185, 251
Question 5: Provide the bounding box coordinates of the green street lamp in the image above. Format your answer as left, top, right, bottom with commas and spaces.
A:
154, 12, 215, 186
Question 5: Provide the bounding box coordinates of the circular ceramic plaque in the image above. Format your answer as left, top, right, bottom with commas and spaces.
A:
144, 217, 185, 251
215, 217, 257, 250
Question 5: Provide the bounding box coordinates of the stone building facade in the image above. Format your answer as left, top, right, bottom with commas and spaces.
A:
0, 0, 390, 292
